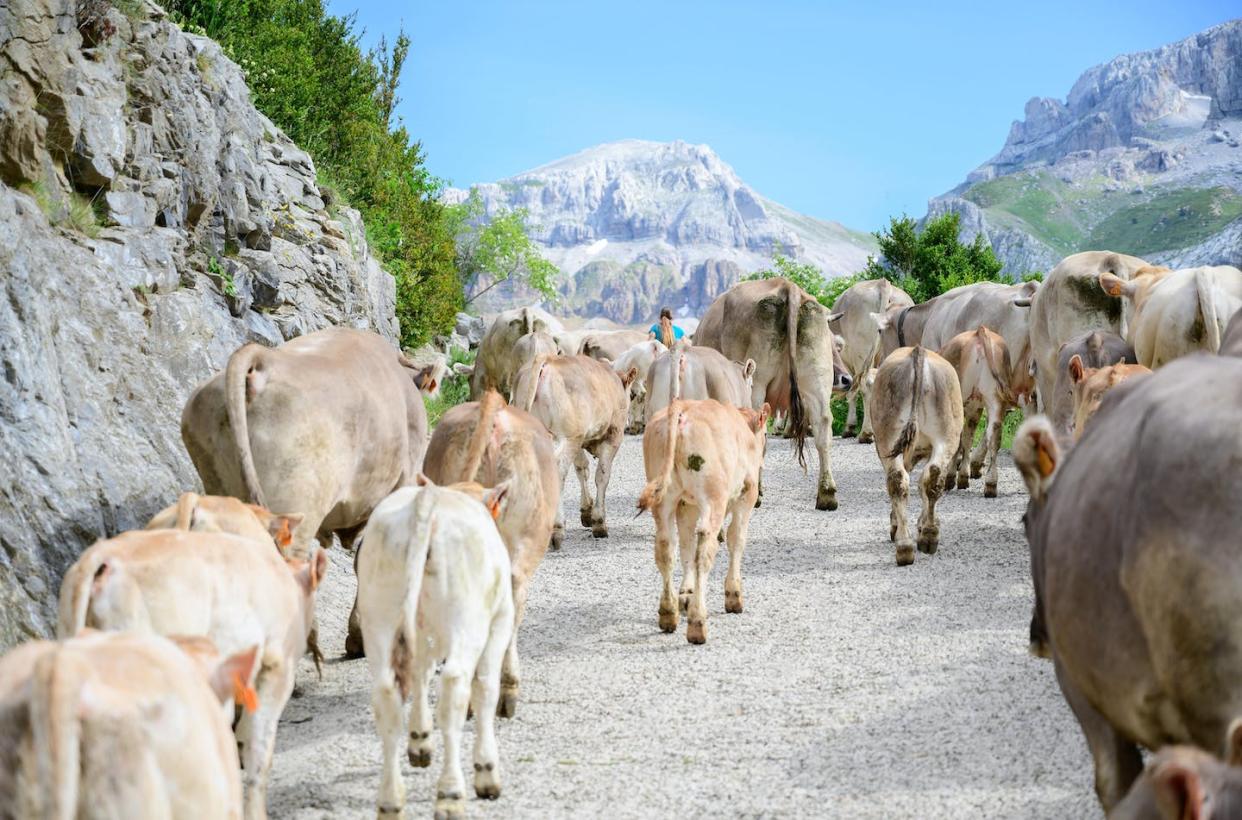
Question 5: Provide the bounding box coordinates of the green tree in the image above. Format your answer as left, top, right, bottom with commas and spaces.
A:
449, 190, 559, 306
744, 251, 861, 306
861, 213, 1004, 303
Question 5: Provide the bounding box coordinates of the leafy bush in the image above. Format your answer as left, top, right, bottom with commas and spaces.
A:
449, 189, 559, 306
166, 0, 461, 348
861, 213, 1005, 303
744, 252, 861, 307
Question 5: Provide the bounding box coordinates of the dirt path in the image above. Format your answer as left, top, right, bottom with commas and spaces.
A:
268, 435, 1095, 818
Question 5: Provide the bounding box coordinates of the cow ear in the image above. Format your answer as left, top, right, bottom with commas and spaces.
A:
1013, 417, 1060, 501
1099, 272, 1136, 299
1152, 760, 1206, 820
826, 311, 844, 323
1069, 355, 1086, 385
757, 402, 772, 432
209, 644, 259, 711
310, 548, 329, 590
267, 514, 304, 553
743, 359, 757, 380
621, 367, 639, 388
483, 481, 511, 521
415, 473, 434, 487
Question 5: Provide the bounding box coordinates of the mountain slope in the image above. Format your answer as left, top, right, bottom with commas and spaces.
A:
446, 140, 876, 321
927, 19, 1242, 274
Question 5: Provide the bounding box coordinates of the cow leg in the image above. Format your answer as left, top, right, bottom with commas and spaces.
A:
686, 495, 726, 645
241, 660, 295, 820
724, 484, 758, 614
968, 410, 987, 479
472, 607, 513, 800
812, 411, 839, 511
497, 573, 528, 718
948, 421, 971, 493
885, 459, 914, 566
590, 436, 620, 537
858, 382, 875, 444
1056, 660, 1143, 810
435, 666, 472, 820
655, 503, 679, 633
345, 540, 366, 659
676, 501, 698, 615
917, 444, 949, 555
842, 385, 859, 437
407, 647, 436, 767
552, 445, 571, 548
982, 401, 1004, 498
365, 630, 406, 815
573, 448, 594, 529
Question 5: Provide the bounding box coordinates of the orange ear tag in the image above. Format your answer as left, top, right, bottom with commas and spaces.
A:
1036, 446, 1055, 478
233, 674, 259, 712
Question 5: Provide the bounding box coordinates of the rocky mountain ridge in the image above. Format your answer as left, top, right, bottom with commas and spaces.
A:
0, 0, 398, 647
446, 140, 877, 321
927, 19, 1242, 274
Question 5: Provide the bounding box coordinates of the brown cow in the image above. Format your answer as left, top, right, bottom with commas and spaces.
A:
0, 631, 258, 820
828, 278, 914, 442
869, 346, 964, 565
938, 326, 1020, 498
579, 329, 650, 362
1067, 357, 1151, 441
513, 354, 635, 538
695, 277, 851, 511
1014, 354, 1242, 811
58, 530, 327, 820
424, 390, 560, 717
144, 492, 303, 554
1111, 736, 1242, 819
1047, 331, 1137, 443
644, 343, 755, 424
638, 398, 769, 644
467, 305, 564, 399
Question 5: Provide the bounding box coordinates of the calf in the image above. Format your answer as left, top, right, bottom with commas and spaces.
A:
1111, 738, 1242, 819
424, 390, 560, 717
357, 478, 514, 819
144, 492, 302, 554
1013, 354, 1242, 811
1048, 330, 1136, 443
510, 330, 559, 378
57, 530, 327, 820
637, 399, 769, 644
579, 329, 650, 362
0, 631, 257, 820
938, 326, 1021, 498
513, 354, 635, 538
612, 338, 666, 433
644, 343, 755, 423
869, 346, 964, 565
1067, 356, 1151, 441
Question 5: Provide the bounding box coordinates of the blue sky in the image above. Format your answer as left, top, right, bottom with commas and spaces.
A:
331, 1, 1237, 233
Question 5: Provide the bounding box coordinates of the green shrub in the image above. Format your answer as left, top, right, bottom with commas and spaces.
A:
861, 212, 1005, 303
21, 182, 102, 238
423, 347, 475, 426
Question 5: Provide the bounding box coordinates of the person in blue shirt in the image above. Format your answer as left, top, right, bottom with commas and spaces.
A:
649, 307, 685, 347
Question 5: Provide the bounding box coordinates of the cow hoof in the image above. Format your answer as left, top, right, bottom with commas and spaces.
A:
591, 524, 609, 538
550, 528, 563, 551
343, 627, 365, 660
497, 691, 517, 719
895, 544, 916, 566
955, 474, 970, 490
433, 795, 465, 820
815, 489, 838, 511
917, 530, 939, 554
1028, 638, 1052, 660
970, 464, 983, 479
686, 620, 707, 645
724, 591, 743, 614
579, 509, 594, 528
858, 432, 874, 445
984, 484, 998, 499
409, 746, 432, 768
842, 427, 857, 439
473, 768, 501, 800
658, 607, 678, 633
377, 803, 404, 817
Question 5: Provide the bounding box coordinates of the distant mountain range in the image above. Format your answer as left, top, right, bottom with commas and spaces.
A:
444, 140, 876, 321
926, 19, 1242, 275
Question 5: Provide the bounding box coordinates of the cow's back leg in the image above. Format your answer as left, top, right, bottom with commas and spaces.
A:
589, 432, 621, 537
917, 438, 952, 555
956, 406, 982, 489
686, 487, 726, 645
497, 569, 530, 718
241, 658, 296, 820
573, 447, 594, 529
406, 646, 436, 767
811, 409, 838, 511
364, 630, 406, 814
842, 383, 859, 437
436, 643, 484, 820
981, 398, 1005, 498
675, 501, 698, 615
858, 380, 876, 444
1055, 659, 1143, 810
883, 455, 914, 566
968, 408, 988, 479
724, 482, 759, 614
472, 602, 514, 799
655, 502, 680, 633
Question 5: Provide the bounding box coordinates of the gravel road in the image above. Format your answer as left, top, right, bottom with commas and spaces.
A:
267, 434, 1096, 819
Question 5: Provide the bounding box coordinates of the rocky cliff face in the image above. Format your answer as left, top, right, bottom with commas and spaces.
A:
0, 0, 397, 647
927, 19, 1242, 274
445, 140, 876, 322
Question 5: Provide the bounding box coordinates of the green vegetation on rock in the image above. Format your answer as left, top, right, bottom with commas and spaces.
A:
1085, 187, 1242, 256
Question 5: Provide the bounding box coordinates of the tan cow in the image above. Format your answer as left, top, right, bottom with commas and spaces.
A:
513, 354, 635, 538
637, 398, 770, 644
1047, 331, 1137, 443
1014, 354, 1242, 810
1111, 738, 1242, 819
467, 305, 564, 399
612, 338, 667, 433
1223, 308, 1242, 357
1028, 251, 1157, 412
1100, 265, 1242, 368
1067, 357, 1151, 441
695, 277, 851, 511
0, 631, 258, 820
424, 390, 560, 717
579, 329, 650, 361
828, 278, 914, 442
510, 329, 560, 374
144, 492, 303, 554
938, 326, 1019, 497
644, 343, 756, 423
182, 327, 430, 558
869, 346, 964, 565
57, 530, 327, 820
357, 479, 514, 820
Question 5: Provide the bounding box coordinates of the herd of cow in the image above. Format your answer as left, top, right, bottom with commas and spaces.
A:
1, 249, 1241, 818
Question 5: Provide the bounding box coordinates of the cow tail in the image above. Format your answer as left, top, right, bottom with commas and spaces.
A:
173, 491, 199, 530
224, 344, 267, 507
518, 355, 550, 414
977, 327, 1012, 405
670, 346, 685, 401
56, 551, 109, 639
31, 649, 84, 820
637, 400, 682, 513
391, 490, 435, 700
784, 280, 809, 469
1196, 268, 1223, 353
886, 346, 925, 459
461, 390, 504, 483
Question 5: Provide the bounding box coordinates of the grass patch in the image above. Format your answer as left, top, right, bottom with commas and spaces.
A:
964, 172, 1086, 254
423, 347, 475, 426
1085, 186, 1242, 256
20, 182, 102, 238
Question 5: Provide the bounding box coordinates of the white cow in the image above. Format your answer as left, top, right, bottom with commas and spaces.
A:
358, 478, 515, 819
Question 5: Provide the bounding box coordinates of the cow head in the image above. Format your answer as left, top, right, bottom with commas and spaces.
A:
170, 636, 261, 713
738, 402, 771, 436
1068, 356, 1151, 441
